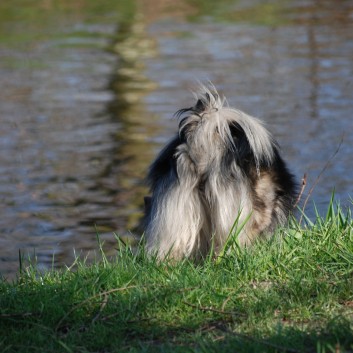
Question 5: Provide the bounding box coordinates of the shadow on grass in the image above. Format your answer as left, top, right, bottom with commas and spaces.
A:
2, 274, 350, 353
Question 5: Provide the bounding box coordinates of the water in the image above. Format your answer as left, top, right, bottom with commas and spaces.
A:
1, 0, 352, 278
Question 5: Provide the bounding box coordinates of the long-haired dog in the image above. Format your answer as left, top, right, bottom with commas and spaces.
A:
143, 85, 297, 260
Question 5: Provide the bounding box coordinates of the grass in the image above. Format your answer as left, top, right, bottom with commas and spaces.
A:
1, 200, 353, 353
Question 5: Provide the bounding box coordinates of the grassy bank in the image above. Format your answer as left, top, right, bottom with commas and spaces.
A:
1, 202, 353, 353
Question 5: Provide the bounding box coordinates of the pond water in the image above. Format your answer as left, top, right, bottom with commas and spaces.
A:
1, 0, 353, 278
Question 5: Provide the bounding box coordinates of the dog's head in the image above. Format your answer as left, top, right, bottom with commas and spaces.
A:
175, 85, 277, 174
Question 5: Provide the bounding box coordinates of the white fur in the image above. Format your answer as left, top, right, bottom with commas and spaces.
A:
144, 85, 295, 260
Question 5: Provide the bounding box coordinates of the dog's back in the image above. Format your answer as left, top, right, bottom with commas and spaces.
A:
144, 85, 297, 260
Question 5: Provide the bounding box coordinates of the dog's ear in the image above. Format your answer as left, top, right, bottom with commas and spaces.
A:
229, 122, 251, 154
227, 122, 255, 169
229, 122, 245, 140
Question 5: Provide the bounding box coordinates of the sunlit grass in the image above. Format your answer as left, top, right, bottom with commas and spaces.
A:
1, 199, 353, 352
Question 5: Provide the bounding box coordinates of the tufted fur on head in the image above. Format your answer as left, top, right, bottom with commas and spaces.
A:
143, 84, 297, 260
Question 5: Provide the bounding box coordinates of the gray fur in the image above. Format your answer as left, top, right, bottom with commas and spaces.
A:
144, 85, 297, 260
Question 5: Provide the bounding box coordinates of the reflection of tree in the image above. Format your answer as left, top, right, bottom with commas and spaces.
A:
303, 1, 353, 120
103, 13, 160, 233
307, 7, 319, 120
36, 9, 162, 267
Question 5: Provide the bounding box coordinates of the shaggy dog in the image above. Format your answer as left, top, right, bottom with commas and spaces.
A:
143, 85, 297, 260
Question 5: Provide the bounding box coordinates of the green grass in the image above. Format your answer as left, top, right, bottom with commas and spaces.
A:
1, 201, 353, 353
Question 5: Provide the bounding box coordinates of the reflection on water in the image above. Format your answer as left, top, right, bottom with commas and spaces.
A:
0, 0, 353, 278
0, 2, 159, 278
107, 14, 158, 232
